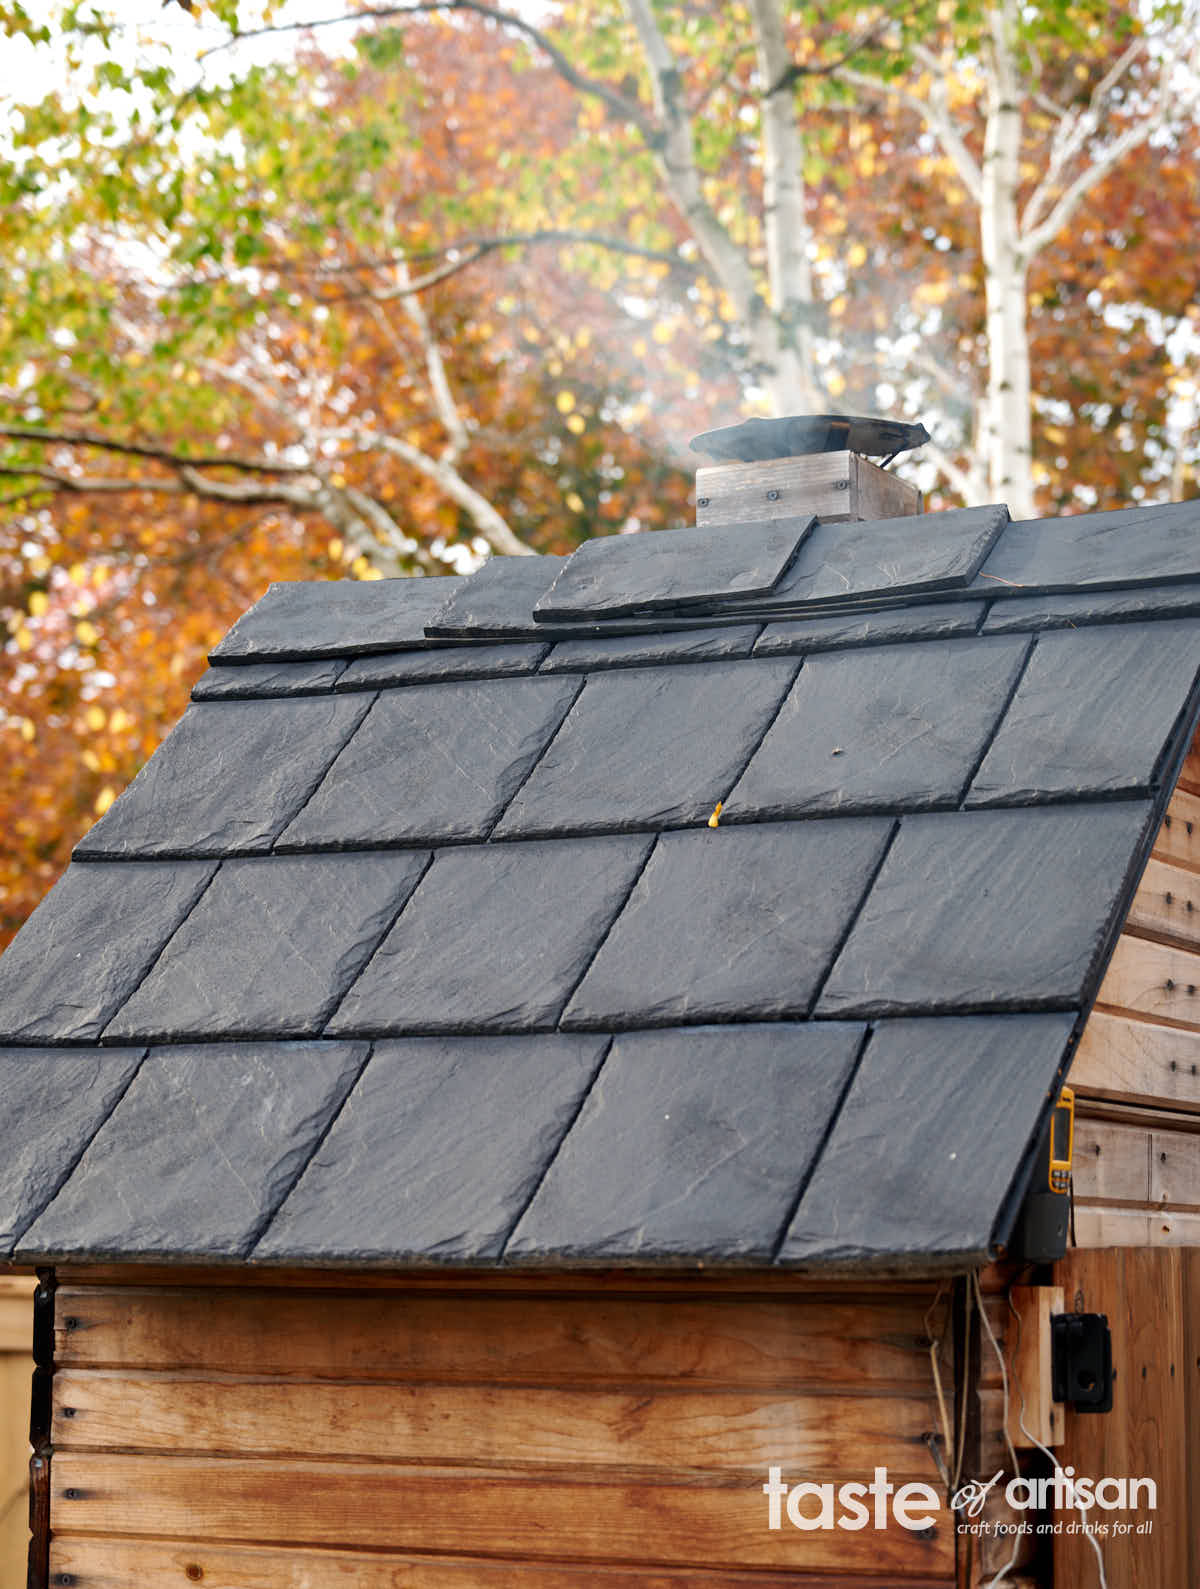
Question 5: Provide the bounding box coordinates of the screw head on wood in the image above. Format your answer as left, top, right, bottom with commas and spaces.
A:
766, 489, 780, 501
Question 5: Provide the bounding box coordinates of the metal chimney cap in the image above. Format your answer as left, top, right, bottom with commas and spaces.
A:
689, 414, 930, 465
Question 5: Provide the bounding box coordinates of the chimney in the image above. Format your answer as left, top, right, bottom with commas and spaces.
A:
689, 414, 928, 527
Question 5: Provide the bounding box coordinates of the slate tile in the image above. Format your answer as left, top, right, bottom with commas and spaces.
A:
780, 1014, 1075, 1265
726, 637, 1028, 820
18, 1041, 367, 1262
754, 601, 984, 655
278, 676, 580, 850
328, 835, 654, 1035
192, 659, 348, 699
105, 853, 428, 1042
563, 819, 893, 1030
211, 576, 463, 661
966, 621, 1200, 805
540, 624, 762, 672
747, 505, 1009, 609
493, 660, 797, 839
75, 695, 374, 859
977, 499, 1200, 593
818, 802, 1153, 1017
256, 1034, 608, 1263
507, 1023, 865, 1263
425, 555, 569, 637
0, 861, 217, 1043
534, 518, 814, 620
335, 642, 550, 689
982, 583, 1200, 634
0, 1047, 146, 1253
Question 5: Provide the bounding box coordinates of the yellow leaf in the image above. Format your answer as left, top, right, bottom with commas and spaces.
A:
28, 591, 49, 617
330, 474, 347, 489
556, 390, 576, 414
566, 414, 586, 435
81, 748, 101, 771
826, 370, 847, 397
109, 707, 130, 734
565, 491, 585, 513
86, 705, 107, 732
15, 625, 33, 652
75, 620, 99, 647
633, 338, 648, 358
94, 786, 117, 816
328, 538, 344, 562
28, 554, 51, 577
829, 296, 848, 319
359, 567, 384, 581
68, 562, 87, 585
350, 554, 370, 578
651, 322, 673, 345
846, 242, 868, 269
20, 718, 35, 743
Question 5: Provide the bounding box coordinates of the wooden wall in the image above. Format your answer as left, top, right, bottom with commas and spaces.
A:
44, 1269, 958, 1588
0, 1276, 33, 1589
1068, 734, 1200, 1244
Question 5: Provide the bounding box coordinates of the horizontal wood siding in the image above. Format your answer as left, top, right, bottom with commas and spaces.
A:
49, 1278, 956, 1585
0, 1276, 33, 1589
1069, 748, 1200, 1241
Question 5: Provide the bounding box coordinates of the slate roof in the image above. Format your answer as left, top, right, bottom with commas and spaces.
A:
4, 497, 1200, 1272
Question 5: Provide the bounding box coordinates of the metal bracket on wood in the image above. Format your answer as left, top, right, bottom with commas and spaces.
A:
28, 1267, 55, 1589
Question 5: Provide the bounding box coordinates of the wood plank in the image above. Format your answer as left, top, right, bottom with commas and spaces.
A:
0, 1354, 30, 1589
0, 1277, 32, 1356
1149, 1127, 1200, 1206
1093, 935, 1200, 1028
694, 451, 920, 529
1152, 787, 1200, 872
1070, 1205, 1200, 1247
1005, 1287, 1064, 1450
48, 1537, 957, 1589
1126, 857, 1200, 949
1071, 1120, 1151, 1204
50, 1372, 938, 1477
1068, 1009, 1200, 1111
49, 1454, 957, 1577
1183, 1250, 1200, 1589
52, 1289, 934, 1389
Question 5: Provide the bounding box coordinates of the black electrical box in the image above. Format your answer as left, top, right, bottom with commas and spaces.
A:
1051, 1312, 1113, 1413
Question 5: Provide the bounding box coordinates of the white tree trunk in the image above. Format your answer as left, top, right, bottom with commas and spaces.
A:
979, 3, 1035, 517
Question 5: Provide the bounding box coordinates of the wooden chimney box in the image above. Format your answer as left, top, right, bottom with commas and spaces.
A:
695, 449, 922, 527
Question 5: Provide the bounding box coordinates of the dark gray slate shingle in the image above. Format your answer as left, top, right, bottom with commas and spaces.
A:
535, 517, 814, 620
751, 505, 1009, 609
966, 622, 1200, 805
507, 1023, 865, 1262
105, 852, 429, 1042
256, 1033, 608, 1263
781, 1013, 1075, 1265
75, 695, 373, 859
818, 802, 1153, 1017
755, 601, 984, 656
981, 582, 1200, 634
494, 659, 797, 839
335, 642, 550, 689
540, 624, 761, 673
18, 1041, 367, 1261
329, 835, 654, 1035
0, 1047, 145, 1253
192, 658, 348, 699
726, 636, 1028, 820
563, 819, 893, 1030
278, 676, 581, 850
977, 499, 1200, 593
212, 576, 463, 660
0, 861, 217, 1043
425, 555, 568, 638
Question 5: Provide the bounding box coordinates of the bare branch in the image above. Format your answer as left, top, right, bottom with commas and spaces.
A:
390, 258, 470, 462
0, 423, 306, 475
837, 62, 984, 205
205, 1, 655, 136
766, 13, 892, 95
1020, 112, 1165, 260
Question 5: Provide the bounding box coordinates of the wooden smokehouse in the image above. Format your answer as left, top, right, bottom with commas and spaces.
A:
1, 414, 1198, 1588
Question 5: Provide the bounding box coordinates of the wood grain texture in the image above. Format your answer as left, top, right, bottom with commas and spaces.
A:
49, 1453, 956, 1577
1005, 1287, 1063, 1450
50, 1371, 938, 1476
48, 1536, 957, 1589
1126, 856, 1200, 949
0, 1354, 30, 1589
694, 452, 919, 529
52, 1288, 935, 1389
1052, 1248, 1189, 1589
1068, 1010, 1200, 1111
1070, 1205, 1200, 1246
1152, 788, 1200, 873
1093, 934, 1200, 1028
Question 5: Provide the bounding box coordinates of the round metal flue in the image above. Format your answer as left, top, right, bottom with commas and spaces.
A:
690, 414, 929, 467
